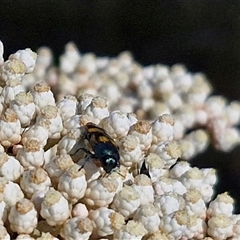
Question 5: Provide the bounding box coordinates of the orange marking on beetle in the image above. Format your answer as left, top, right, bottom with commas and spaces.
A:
98, 135, 110, 143
87, 127, 101, 133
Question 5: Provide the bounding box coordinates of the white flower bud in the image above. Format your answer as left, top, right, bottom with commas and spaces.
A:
21, 122, 49, 148
152, 64, 169, 81
45, 153, 74, 185
62, 114, 95, 135
72, 203, 88, 218
178, 137, 197, 160
179, 130, 210, 160
99, 110, 137, 139
133, 204, 160, 234
106, 165, 127, 192
113, 220, 147, 240
111, 184, 140, 219
186, 129, 210, 154
144, 153, 166, 182
180, 167, 214, 203
192, 218, 208, 239
184, 189, 207, 219
9, 48, 37, 73
207, 214, 233, 240
30, 189, 48, 213
58, 164, 87, 203
96, 56, 109, 70
160, 210, 190, 239
79, 53, 97, 75
207, 192, 234, 218
146, 230, 169, 240
186, 73, 212, 106
0, 59, 26, 85
83, 96, 109, 124
180, 167, 204, 190
60, 217, 94, 240
151, 114, 175, 145
99, 82, 121, 106
226, 101, 240, 126
105, 59, 121, 76
58, 73, 80, 98
131, 174, 154, 205
128, 120, 152, 152
20, 168, 51, 198
169, 161, 190, 179
153, 76, 174, 97
21, 72, 35, 89
36, 47, 53, 68
150, 141, 181, 169
1, 79, 25, 105
0, 177, 24, 207
83, 178, 118, 209
201, 184, 215, 203
214, 127, 240, 152
36, 105, 63, 139
77, 93, 94, 113
117, 51, 133, 69
171, 64, 193, 93
0, 108, 21, 147
63, 115, 82, 132
194, 108, 208, 126
143, 65, 155, 80
16, 139, 45, 168
119, 135, 142, 167
149, 101, 171, 120
0, 152, 23, 181
164, 92, 183, 111
202, 168, 217, 186
140, 97, 155, 112
115, 96, 138, 114
205, 95, 227, 119
40, 188, 70, 226
32, 81, 56, 110
57, 95, 77, 122
89, 207, 125, 237
60, 42, 81, 74
153, 177, 186, 196
175, 104, 196, 129
8, 198, 37, 234
154, 192, 184, 217
57, 128, 82, 156
137, 79, 153, 99
10, 92, 36, 127
180, 213, 205, 240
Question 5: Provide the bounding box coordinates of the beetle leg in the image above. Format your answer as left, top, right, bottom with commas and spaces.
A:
78, 154, 92, 171
78, 148, 93, 155
70, 146, 93, 156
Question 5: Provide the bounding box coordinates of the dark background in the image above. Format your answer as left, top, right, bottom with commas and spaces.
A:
1, 1, 240, 211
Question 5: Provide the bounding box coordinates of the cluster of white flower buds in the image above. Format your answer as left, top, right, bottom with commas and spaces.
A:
0, 40, 239, 239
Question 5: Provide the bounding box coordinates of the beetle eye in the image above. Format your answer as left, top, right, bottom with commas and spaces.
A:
106, 158, 115, 164
101, 156, 119, 173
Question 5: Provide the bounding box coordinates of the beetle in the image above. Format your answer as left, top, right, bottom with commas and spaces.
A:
78, 122, 120, 174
